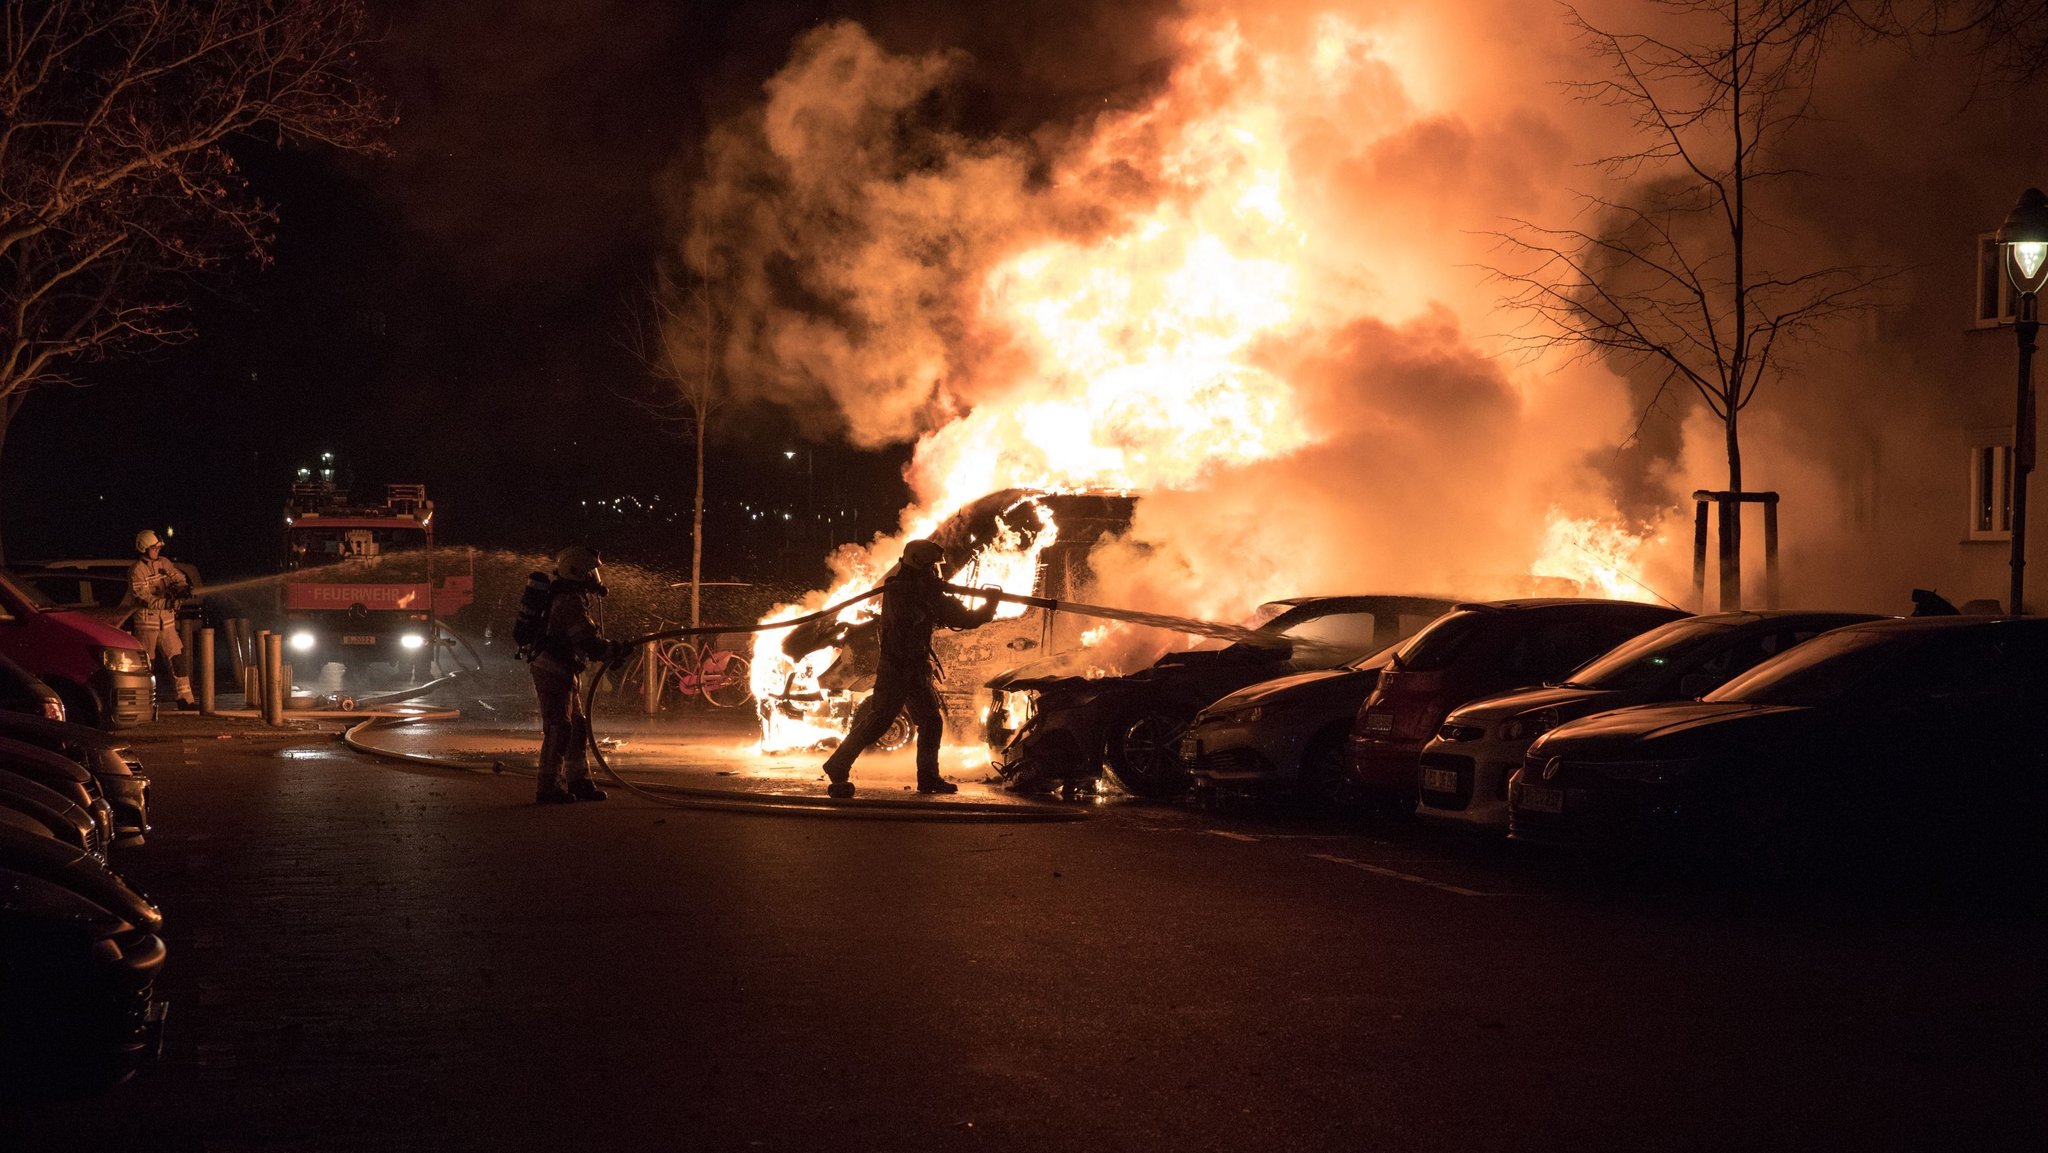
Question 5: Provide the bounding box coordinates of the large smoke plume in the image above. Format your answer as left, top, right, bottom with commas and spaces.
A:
669, 0, 2048, 627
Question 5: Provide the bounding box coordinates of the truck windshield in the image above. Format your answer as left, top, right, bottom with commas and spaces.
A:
287, 527, 430, 569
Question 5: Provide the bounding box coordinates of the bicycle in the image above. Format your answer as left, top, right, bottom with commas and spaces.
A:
612, 635, 753, 709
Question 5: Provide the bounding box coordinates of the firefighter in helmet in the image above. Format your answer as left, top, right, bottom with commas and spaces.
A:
128, 529, 197, 711
821, 538, 997, 798
531, 544, 627, 804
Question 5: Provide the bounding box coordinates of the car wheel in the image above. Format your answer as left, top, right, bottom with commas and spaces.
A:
1105, 706, 1192, 798
873, 711, 914, 752
1294, 728, 1354, 808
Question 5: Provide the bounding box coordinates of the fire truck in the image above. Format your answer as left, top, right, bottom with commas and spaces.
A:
281, 481, 473, 676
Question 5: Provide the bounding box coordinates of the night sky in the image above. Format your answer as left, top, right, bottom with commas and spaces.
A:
0, 0, 1173, 582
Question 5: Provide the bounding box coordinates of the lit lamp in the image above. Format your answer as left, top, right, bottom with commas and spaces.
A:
1998, 187, 2048, 616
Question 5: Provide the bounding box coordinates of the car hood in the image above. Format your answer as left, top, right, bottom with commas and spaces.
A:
1204, 667, 1376, 712
40, 607, 145, 649
1447, 684, 1621, 722
1533, 700, 1808, 758
0, 823, 160, 930
0, 710, 124, 753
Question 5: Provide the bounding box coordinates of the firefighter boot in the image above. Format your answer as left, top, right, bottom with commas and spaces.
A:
916, 774, 958, 795
568, 779, 608, 802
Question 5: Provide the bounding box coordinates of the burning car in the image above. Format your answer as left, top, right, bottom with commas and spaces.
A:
999, 595, 1458, 798
760, 489, 1138, 754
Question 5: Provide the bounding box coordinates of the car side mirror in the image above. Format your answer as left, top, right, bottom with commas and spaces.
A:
1677, 673, 1719, 698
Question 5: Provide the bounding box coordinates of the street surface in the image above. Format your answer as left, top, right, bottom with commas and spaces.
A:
2, 692, 2043, 1152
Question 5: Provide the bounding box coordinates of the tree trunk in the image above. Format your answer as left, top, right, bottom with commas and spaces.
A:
0, 393, 20, 566
1721, 407, 1743, 610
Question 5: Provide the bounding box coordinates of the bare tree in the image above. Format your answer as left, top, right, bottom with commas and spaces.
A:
1, 0, 390, 557
1491, 0, 1889, 609
626, 255, 729, 627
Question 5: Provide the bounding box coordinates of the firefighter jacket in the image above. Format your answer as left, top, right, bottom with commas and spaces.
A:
533, 579, 613, 678
876, 565, 996, 681
127, 556, 190, 630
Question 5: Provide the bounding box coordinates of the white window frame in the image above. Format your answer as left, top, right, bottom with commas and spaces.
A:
1976, 233, 2019, 328
1968, 434, 2015, 540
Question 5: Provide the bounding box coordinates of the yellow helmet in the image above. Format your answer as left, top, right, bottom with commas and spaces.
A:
134, 529, 163, 553
553, 544, 602, 583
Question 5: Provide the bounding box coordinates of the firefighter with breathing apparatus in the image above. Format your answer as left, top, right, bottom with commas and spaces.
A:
525, 545, 629, 804
821, 538, 997, 798
128, 529, 197, 711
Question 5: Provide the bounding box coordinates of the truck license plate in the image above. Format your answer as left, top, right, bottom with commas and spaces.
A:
342, 635, 377, 645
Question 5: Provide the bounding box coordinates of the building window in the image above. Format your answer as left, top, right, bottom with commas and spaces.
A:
1970, 440, 2015, 538
1977, 234, 2019, 327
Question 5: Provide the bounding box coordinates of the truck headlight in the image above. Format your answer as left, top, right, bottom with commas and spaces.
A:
289, 632, 316, 652
98, 646, 149, 674
400, 634, 425, 651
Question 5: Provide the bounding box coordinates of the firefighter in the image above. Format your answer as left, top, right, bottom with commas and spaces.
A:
531, 544, 627, 804
822, 538, 997, 798
128, 530, 197, 711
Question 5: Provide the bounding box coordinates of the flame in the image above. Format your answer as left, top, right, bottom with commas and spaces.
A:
739, 9, 1661, 753
1530, 510, 1661, 603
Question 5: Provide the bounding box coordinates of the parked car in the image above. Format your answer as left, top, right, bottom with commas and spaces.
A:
995, 595, 1458, 796
1417, 611, 1881, 831
0, 735, 115, 853
0, 823, 167, 1095
0, 767, 102, 857
0, 568, 153, 728
0, 651, 66, 722
1181, 636, 1407, 804
1346, 599, 1691, 810
0, 712, 152, 846
1508, 616, 2048, 879
33, 556, 205, 622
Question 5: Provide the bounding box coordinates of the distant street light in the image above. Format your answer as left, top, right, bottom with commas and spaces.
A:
1997, 187, 2048, 615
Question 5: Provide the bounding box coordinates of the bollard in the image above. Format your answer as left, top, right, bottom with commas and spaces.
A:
263, 632, 285, 725
253, 630, 270, 714
643, 639, 661, 715
197, 628, 216, 715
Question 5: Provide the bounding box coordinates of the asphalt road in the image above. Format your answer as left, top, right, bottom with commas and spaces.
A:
2, 712, 2044, 1152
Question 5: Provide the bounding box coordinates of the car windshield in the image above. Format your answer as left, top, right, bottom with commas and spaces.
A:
0, 568, 57, 611
1562, 619, 1736, 690
1343, 640, 1404, 672
1276, 611, 1385, 668
1702, 629, 1903, 706
1386, 608, 1490, 672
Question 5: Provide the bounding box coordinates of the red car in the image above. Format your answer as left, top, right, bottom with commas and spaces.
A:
0, 569, 153, 729
1346, 599, 1689, 809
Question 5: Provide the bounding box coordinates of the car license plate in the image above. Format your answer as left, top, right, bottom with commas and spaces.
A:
1362, 712, 1393, 735
1422, 767, 1460, 793
1180, 735, 1201, 760
1519, 785, 1564, 814
342, 635, 377, 645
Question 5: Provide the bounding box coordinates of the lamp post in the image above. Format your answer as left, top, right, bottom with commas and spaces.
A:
1998, 188, 2048, 616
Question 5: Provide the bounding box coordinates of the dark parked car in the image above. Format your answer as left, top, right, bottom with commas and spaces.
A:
0, 712, 152, 846
1180, 638, 1406, 804
991, 595, 1458, 796
0, 823, 167, 1096
1509, 617, 2048, 878
0, 568, 152, 728
1417, 611, 1881, 831
0, 767, 102, 856
0, 735, 115, 854
0, 651, 66, 722
1347, 599, 1691, 809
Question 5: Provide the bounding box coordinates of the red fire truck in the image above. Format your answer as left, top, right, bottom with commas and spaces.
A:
281, 481, 473, 676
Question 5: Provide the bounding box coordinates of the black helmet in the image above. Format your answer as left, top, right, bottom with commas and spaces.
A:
900, 539, 944, 570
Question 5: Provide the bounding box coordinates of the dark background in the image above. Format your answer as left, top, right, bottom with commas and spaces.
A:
0, 0, 1177, 584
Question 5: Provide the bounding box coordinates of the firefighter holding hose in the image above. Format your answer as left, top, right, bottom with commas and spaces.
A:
530, 545, 629, 804
128, 529, 197, 711
822, 538, 997, 798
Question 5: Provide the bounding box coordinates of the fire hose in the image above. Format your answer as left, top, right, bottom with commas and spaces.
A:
574, 582, 1269, 816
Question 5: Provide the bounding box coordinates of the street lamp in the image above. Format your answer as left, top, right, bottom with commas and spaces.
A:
1997, 187, 2048, 615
